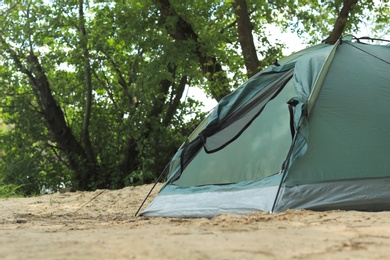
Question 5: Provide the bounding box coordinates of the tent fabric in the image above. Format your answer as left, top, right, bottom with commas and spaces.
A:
144, 175, 281, 218
142, 36, 390, 218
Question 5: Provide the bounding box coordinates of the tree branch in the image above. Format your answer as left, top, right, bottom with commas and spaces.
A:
324, 0, 358, 44
163, 75, 187, 126
233, 0, 259, 78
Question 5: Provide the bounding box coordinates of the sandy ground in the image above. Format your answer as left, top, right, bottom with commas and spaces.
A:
1, 184, 390, 260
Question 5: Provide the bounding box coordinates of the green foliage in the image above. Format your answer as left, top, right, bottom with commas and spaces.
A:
0, 0, 388, 195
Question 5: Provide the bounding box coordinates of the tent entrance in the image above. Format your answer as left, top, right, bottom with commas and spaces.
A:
173, 78, 297, 187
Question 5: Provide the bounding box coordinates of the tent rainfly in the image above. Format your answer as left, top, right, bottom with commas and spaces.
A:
141, 35, 390, 218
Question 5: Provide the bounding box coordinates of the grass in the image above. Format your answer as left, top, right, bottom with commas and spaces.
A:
0, 183, 23, 198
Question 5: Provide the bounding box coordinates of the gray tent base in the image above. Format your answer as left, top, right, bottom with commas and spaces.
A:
275, 178, 390, 212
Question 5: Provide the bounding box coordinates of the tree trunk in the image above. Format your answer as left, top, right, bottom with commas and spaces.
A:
79, 0, 96, 168
233, 0, 260, 78
1, 35, 96, 190
163, 75, 187, 126
148, 63, 175, 121
155, 0, 231, 101
26, 54, 94, 190
324, 0, 358, 44
120, 137, 138, 185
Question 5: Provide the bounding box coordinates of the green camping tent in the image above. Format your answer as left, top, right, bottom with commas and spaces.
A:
141, 35, 390, 218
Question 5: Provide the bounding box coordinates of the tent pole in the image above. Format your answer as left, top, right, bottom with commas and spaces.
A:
307, 37, 341, 115
134, 163, 169, 217
270, 129, 299, 213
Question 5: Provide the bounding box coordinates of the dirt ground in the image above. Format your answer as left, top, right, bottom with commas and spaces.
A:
1, 184, 390, 260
